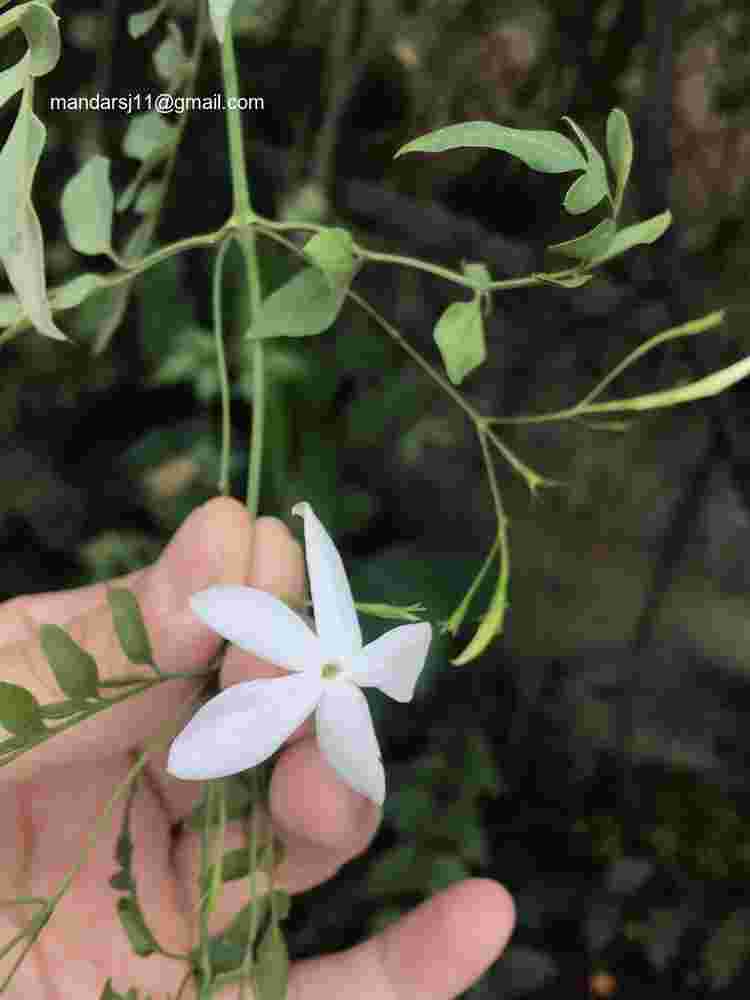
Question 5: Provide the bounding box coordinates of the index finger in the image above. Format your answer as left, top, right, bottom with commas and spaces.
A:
0, 497, 254, 784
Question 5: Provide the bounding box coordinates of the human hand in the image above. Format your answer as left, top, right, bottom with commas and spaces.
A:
0, 497, 514, 998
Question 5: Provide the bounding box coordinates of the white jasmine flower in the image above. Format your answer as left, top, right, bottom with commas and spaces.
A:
166, 502, 432, 805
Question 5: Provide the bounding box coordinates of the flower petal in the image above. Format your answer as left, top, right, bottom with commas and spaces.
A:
190, 585, 325, 671
292, 502, 362, 657
167, 674, 323, 780
349, 622, 432, 702
315, 683, 385, 805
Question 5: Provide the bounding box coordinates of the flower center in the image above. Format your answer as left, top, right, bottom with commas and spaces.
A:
321, 662, 342, 680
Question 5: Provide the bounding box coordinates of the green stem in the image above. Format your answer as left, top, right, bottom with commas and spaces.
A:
212, 236, 234, 494
239, 770, 261, 1000
254, 216, 581, 292
198, 784, 214, 996
221, 24, 265, 517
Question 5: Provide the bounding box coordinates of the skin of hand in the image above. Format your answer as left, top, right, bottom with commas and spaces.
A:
0, 497, 514, 999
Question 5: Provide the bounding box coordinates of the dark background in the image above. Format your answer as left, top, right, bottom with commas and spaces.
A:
3, 0, 750, 995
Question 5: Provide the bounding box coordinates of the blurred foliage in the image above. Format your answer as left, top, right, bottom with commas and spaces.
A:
367, 727, 502, 933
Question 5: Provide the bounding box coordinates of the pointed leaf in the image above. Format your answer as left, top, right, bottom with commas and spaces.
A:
62, 155, 114, 255
128, 3, 163, 39
107, 588, 155, 666
0, 93, 36, 256
563, 171, 608, 215
0, 101, 67, 339
39, 624, 99, 700
592, 210, 672, 263
303, 227, 356, 287
0, 55, 29, 109
0, 681, 45, 736
395, 121, 587, 173
606, 108, 633, 205
49, 271, 104, 311
547, 218, 616, 260
433, 298, 486, 385
583, 353, 750, 414
1, 201, 68, 339
452, 552, 509, 666
247, 267, 347, 339
561, 116, 610, 212
116, 897, 159, 957
254, 923, 289, 1000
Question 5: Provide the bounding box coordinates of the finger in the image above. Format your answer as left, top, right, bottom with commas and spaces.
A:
0, 497, 254, 784
287, 879, 515, 1000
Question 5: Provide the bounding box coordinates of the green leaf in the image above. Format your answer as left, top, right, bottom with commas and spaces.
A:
39, 624, 100, 700
0, 93, 36, 254
0, 2, 61, 77
591, 210, 672, 263
1, 200, 67, 340
62, 156, 114, 255
116, 897, 159, 957
153, 21, 186, 84
254, 923, 289, 1000
209, 0, 237, 43
563, 172, 608, 215
433, 299, 486, 385
247, 267, 347, 339
606, 108, 633, 207
582, 353, 750, 415
395, 120, 587, 174
355, 601, 427, 623
547, 217, 616, 260
122, 112, 175, 162
110, 782, 137, 892
302, 227, 356, 287
107, 588, 155, 666
0, 57, 29, 109
452, 544, 509, 665
461, 261, 492, 291
0, 681, 45, 736
561, 116, 610, 214
49, 272, 105, 311
0, 98, 67, 339
197, 896, 271, 974
128, 3, 164, 39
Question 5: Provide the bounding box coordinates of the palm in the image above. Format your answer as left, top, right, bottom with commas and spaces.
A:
0, 500, 513, 998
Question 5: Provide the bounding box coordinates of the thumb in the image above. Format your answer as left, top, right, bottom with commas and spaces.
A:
0, 497, 253, 784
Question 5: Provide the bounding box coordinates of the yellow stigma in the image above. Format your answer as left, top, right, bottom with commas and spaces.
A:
322, 662, 341, 680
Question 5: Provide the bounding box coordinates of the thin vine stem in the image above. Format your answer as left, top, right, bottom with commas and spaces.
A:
253, 216, 581, 291
221, 25, 265, 517
212, 235, 234, 494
